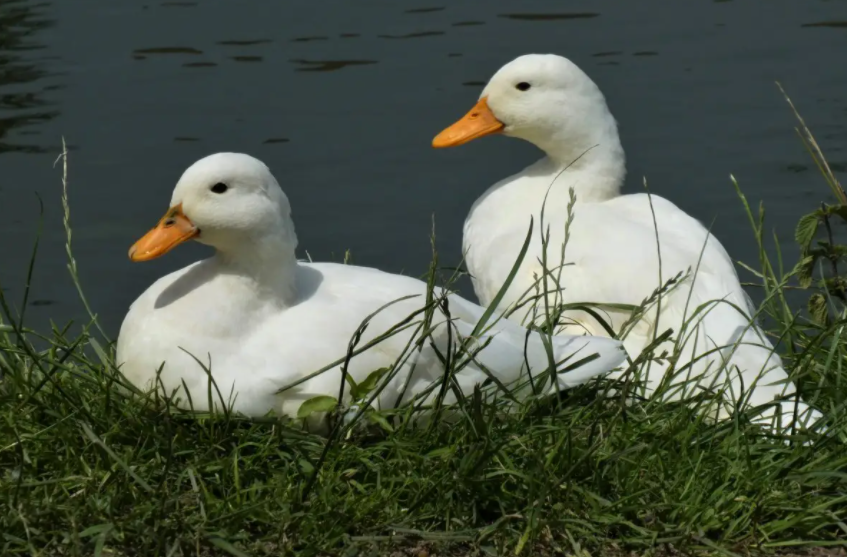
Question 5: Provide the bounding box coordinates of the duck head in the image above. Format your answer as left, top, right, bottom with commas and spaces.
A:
129, 153, 297, 262
433, 54, 623, 167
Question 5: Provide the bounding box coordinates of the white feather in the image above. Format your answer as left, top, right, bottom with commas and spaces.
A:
440, 54, 823, 432
116, 153, 626, 429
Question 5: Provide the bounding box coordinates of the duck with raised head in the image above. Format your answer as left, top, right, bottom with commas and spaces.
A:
432, 54, 822, 431
115, 153, 626, 427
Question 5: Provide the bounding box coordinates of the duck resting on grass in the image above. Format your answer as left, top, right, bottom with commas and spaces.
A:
432, 53, 824, 433
115, 153, 626, 430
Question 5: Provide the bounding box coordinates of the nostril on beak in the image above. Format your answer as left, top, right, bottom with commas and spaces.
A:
164, 218, 175, 227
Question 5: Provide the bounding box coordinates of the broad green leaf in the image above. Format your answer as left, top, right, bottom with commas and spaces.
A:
827, 203, 847, 221
366, 410, 394, 432
350, 367, 390, 400
809, 292, 828, 325
296, 395, 338, 419
298, 458, 315, 475
795, 212, 820, 252
343, 373, 358, 390
792, 255, 815, 289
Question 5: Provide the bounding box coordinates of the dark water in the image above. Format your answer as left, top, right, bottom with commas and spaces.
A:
1, 0, 846, 336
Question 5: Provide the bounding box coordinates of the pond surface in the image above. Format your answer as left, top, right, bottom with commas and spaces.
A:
1, 0, 846, 335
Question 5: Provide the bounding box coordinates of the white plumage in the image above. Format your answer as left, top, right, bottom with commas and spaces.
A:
116, 153, 626, 426
433, 54, 822, 431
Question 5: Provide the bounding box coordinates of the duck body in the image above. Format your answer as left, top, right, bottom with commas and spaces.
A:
465, 157, 738, 334
464, 158, 772, 407
435, 54, 822, 429
116, 153, 626, 423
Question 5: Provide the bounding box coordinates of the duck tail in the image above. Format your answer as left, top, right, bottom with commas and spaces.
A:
675, 294, 824, 432
718, 321, 823, 431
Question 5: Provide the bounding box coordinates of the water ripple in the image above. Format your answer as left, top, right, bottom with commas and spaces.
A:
378, 31, 444, 39
498, 13, 599, 21
290, 59, 377, 72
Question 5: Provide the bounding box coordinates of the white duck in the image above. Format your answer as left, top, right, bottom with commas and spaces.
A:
116, 153, 626, 427
432, 54, 823, 431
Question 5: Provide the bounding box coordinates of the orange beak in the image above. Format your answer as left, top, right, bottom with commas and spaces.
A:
432, 96, 505, 148
128, 203, 199, 262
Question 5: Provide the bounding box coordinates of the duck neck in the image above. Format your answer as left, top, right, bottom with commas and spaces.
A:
212, 225, 300, 307
526, 105, 626, 204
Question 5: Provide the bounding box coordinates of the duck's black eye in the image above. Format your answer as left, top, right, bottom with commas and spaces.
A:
210, 182, 228, 194
516, 82, 531, 91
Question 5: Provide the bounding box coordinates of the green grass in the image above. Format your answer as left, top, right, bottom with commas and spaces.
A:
2, 98, 847, 556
